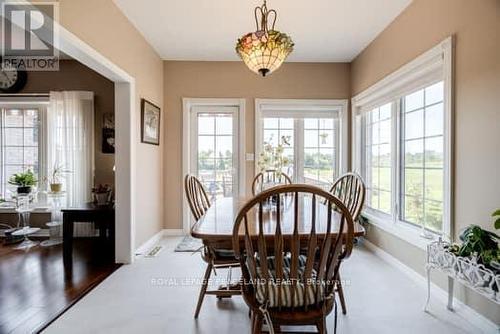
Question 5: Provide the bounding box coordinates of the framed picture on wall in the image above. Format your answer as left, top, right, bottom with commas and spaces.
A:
102, 113, 115, 153
141, 99, 161, 145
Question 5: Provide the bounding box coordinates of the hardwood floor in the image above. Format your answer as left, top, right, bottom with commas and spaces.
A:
0, 238, 120, 334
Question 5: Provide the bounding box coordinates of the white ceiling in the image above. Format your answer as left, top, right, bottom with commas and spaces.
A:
114, 0, 412, 62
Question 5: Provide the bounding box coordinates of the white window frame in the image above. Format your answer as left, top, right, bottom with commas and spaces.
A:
255, 98, 349, 185
352, 37, 454, 249
0, 97, 49, 199
182, 98, 246, 234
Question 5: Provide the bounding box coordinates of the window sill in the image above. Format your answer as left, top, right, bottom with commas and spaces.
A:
361, 211, 441, 251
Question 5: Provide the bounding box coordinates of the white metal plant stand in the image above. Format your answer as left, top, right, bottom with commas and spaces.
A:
425, 239, 500, 311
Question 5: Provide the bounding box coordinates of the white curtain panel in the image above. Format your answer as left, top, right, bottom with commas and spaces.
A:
48, 91, 95, 207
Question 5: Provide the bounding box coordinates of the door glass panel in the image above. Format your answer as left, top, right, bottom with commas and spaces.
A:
196, 113, 235, 200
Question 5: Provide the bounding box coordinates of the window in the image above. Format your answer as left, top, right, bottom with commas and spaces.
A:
256, 99, 348, 190
352, 37, 452, 241
365, 103, 393, 214
0, 107, 44, 198
194, 109, 238, 200
401, 82, 444, 232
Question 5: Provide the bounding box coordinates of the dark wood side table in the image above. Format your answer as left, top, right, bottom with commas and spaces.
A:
62, 203, 115, 266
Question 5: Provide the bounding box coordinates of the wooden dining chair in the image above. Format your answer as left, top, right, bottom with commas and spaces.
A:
252, 170, 293, 196
232, 184, 355, 334
327, 172, 365, 315
184, 175, 241, 318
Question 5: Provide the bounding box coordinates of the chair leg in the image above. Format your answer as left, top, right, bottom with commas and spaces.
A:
252, 313, 263, 334
194, 263, 213, 319
316, 316, 327, 334
337, 273, 347, 315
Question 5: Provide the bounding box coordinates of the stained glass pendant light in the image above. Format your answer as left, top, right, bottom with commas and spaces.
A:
235, 0, 294, 77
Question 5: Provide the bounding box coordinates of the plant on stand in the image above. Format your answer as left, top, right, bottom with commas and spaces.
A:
49, 163, 71, 193
8, 169, 37, 194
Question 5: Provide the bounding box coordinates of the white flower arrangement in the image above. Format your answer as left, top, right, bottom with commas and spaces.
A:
257, 135, 291, 175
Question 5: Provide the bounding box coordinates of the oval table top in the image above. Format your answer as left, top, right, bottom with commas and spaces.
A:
191, 196, 365, 242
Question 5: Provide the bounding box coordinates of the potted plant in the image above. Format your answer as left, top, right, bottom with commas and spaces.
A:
92, 184, 112, 206
49, 163, 71, 193
443, 209, 500, 281
8, 169, 37, 194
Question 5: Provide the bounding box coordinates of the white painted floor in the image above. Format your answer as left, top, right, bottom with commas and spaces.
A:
44, 237, 485, 334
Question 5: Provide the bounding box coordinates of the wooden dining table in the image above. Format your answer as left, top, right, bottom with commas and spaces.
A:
191, 195, 366, 250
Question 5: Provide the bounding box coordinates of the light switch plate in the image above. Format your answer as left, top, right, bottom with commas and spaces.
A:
246, 153, 254, 161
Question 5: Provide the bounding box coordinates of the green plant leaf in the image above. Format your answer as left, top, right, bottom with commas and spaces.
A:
495, 217, 500, 230
493, 209, 500, 217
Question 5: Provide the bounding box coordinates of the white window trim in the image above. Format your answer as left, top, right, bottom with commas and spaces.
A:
182, 98, 246, 234
0, 98, 49, 198
352, 37, 454, 249
255, 98, 349, 182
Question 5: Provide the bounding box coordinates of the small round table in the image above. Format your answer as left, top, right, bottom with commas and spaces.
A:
13, 206, 40, 250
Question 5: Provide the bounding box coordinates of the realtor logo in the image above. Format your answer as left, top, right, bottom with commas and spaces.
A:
1, 1, 59, 71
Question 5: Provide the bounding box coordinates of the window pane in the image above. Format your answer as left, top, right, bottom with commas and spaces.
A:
319, 118, 333, 129
304, 130, 319, 148
279, 118, 294, 129
404, 195, 424, 225
405, 90, 424, 112
263, 118, 279, 128
425, 200, 443, 231
425, 137, 443, 168
24, 110, 39, 127
379, 144, 391, 167
215, 136, 232, 158
5, 147, 22, 164
379, 191, 391, 213
304, 149, 318, 168
379, 167, 391, 191
216, 115, 232, 135
318, 129, 334, 148
215, 158, 232, 173
425, 103, 443, 137
304, 118, 318, 129
425, 82, 444, 105
5, 128, 23, 145
379, 103, 392, 120
198, 115, 214, 135
379, 119, 391, 144
263, 129, 278, 146
370, 167, 379, 188
405, 109, 424, 139
371, 122, 380, 144
404, 168, 423, 198
24, 147, 38, 166
371, 190, 380, 210
425, 169, 443, 202
280, 129, 294, 147
404, 139, 423, 167
5, 109, 23, 126
24, 127, 38, 146
370, 145, 379, 167
198, 136, 214, 158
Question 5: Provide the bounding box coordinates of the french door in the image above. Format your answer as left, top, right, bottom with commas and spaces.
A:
190, 106, 239, 201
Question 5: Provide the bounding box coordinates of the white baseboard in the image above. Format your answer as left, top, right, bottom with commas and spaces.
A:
134, 229, 186, 257
135, 229, 166, 257
363, 240, 499, 333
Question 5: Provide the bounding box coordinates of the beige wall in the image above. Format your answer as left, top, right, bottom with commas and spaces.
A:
57, 0, 164, 247
351, 0, 500, 323
21, 59, 115, 186
163, 61, 350, 229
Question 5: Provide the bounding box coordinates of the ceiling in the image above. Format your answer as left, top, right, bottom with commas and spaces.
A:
114, 0, 412, 62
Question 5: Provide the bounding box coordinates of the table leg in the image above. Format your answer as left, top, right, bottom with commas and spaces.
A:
424, 266, 431, 312
63, 216, 74, 266
447, 277, 454, 311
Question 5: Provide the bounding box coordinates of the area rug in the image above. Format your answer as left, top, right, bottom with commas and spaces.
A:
174, 235, 203, 252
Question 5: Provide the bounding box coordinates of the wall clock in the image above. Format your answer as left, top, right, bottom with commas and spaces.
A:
0, 64, 27, 93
